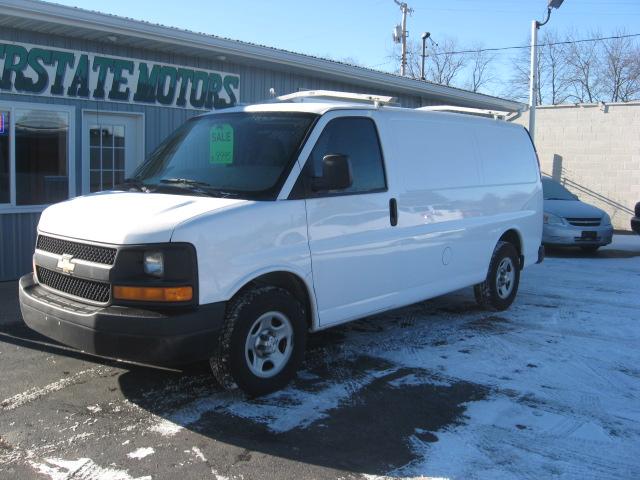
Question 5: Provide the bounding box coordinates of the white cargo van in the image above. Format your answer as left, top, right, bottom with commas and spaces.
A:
19, 91, 543, 395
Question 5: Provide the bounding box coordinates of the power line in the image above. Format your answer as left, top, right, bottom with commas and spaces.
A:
430, 32, 640, 57
365, 32, 640, 70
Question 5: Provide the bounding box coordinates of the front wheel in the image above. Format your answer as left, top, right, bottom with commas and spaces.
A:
210, 285, 307, 397
474, 241, 521, 311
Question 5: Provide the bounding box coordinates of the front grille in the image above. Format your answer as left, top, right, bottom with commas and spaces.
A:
36, 266, 111, 304
566, 218, 601, 227
37, 235, 117, 265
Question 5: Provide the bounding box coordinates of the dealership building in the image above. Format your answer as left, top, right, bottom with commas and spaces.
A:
0, 0, 523, 281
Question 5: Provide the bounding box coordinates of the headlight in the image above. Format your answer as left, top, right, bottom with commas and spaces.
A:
143, 251, 164, 277
111, 243, 197, 306
543, 212, 565, 225
601, 213, 612, 226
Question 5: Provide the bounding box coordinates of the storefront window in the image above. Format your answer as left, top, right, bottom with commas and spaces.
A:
90, 124, 125, 192
0, 111, 9, 204
15, 109, 69, 205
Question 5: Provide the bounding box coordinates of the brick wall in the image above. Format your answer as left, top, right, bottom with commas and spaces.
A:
514, 102, 640, 230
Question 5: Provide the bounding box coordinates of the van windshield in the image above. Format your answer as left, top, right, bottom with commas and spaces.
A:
130, 112, 317, 200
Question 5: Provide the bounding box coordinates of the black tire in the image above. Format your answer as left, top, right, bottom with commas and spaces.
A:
580, 245, 600, 254
474, 241, 520, 311
210, 285, 307, 397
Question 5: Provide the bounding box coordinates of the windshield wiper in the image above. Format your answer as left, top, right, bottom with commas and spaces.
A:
159, 179, 241, 198
154, 178, 218, 197
119, 178, 151, 193
545, 197, 570, 201
160, 178, 212, 187
206, 189, 241, 198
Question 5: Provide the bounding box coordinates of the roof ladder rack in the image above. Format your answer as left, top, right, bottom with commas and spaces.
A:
275, 90, 397, 107
416, 105, 514, 119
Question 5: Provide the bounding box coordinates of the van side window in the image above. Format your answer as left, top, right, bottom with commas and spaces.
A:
292, 117, 387, 198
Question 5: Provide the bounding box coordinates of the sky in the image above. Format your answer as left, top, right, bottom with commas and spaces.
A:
51, 0, 640, 98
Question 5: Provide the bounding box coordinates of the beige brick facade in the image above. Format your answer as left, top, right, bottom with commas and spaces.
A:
514, 102, 640, 230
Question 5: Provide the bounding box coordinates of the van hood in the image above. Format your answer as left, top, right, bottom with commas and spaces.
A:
544, 199, 605, 219
38, 191, 247, 245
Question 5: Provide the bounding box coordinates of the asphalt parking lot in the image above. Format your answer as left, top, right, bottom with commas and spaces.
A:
1, 235, 639, 480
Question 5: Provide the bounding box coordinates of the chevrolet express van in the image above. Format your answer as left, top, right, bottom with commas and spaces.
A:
19, 91, 543, 395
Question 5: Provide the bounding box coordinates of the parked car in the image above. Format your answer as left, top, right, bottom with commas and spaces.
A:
632, 202, 640, 234
19, 91, 543, 396
542, 177, 613, 252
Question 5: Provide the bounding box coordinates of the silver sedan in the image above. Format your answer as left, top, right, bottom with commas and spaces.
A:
542, 177, 613, 253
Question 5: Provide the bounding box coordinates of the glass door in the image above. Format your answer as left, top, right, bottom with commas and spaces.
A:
82, 112, 143, 194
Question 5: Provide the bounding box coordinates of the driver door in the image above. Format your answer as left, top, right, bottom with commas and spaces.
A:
292, 114, 402, 327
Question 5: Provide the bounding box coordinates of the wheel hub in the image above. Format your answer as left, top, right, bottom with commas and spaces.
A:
255, 332, 278, 356
496, 257, 515, 299
245, 311, 294, 379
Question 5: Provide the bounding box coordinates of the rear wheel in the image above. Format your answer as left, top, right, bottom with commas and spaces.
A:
474, 241, 520, 311
210, 285, 307, 397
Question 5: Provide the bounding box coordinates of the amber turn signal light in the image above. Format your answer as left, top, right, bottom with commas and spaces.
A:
113, 285, 193, 302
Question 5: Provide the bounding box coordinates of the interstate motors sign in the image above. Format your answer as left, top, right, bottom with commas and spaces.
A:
0, 42, 240, 110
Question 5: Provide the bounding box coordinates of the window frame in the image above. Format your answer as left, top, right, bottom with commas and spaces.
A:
0, 100, 76, 214
288, 114, 389, 200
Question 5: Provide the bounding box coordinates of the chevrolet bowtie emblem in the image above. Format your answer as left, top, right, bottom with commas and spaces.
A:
57, 254, 75, 274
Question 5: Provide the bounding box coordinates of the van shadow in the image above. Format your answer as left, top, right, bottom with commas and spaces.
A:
2, 298, 489, 476
116, 322, 487, 477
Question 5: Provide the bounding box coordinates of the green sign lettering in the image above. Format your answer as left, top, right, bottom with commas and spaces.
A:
67, 54, 89, 97
50, 51, 74, 95
108, 59, 134, 101
0, 41, 240, 110
24, 48, 52, 93
0, 44, 28, 91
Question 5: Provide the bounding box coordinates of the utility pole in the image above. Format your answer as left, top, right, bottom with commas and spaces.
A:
421, 32, 430, 80
529, 0, 564, 140
393, 0, 413, 76
528, 19, 538, 138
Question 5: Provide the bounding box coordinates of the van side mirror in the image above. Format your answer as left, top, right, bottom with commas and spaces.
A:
311, 154, 353, 191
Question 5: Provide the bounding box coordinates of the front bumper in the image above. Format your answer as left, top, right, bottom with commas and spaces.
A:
19, 274, 226, 365
542, 223, 613, 247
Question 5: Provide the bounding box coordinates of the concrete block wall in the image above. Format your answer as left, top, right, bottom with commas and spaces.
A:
514, 102, 640, 230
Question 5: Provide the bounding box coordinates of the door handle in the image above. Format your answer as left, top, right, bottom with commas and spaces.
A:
389, 198, 398, 227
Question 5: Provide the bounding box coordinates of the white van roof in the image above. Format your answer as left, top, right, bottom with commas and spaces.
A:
200, 90, 524, 124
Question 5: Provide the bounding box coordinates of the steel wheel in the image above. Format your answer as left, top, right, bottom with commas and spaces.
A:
496, 257, 515, 299
244, 311, 294, 378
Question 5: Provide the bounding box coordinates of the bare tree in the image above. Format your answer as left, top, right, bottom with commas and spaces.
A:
401, 39, 424, 79
541, 30, 571, 104
507, 31, 569, 105
394, 37, 468, 88
564, 31, 602, 103
599, 31, 640, 102
507, 40, 545, 104
466, 44, 496, 93
388, 29, 640, 103
425, 37, 468, 87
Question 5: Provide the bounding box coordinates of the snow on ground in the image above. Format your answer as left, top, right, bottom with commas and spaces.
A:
126, 447, 154, 460
3, 235, 639, 480
382, 235, 640, 479
150, 235, 640, 479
